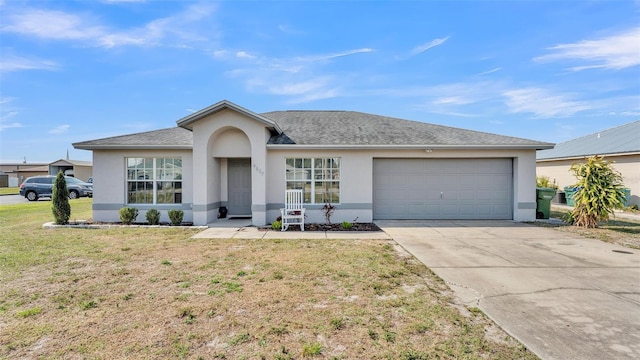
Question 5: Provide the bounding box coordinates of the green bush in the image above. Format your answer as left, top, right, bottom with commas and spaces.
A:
536, 176, 558, 189
271, 220, 282, 230
145, 209, 161, 225
341, 221, 352, 229
168, 209, 183, 226
570, 155, 625, 228
119, 207, 139, 225
52, 172, 71, 225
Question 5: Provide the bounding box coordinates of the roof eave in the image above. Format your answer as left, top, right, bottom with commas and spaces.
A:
267, 144, 554, 150
176, 100, 283, 134
537, 150, 640, 162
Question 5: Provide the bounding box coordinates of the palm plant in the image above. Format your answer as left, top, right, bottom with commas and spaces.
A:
569, 156, 625, 228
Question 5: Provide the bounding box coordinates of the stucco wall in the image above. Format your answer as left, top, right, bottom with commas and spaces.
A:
537, 154, 640, 206
91, 149, 193, 223
266, 148, 538, 224
190, 108, 270, 225
74, 165, 93, 183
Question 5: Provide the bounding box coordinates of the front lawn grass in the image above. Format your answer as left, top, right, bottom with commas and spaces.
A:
546, 208, 640, 249
0, 187, 19, 195
1, 199, 538, 359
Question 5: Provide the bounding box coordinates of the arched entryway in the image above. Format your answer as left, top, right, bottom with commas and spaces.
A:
211, 127, 252, 217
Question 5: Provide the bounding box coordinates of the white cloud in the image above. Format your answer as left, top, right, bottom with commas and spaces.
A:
295, 48, 374, 63
502, 88, 593, 118
1, 4, 217, 49
49, 125, 70, 134
477, 67, 501, 75
0, 110, 22, 131
1, 9, 104, 40
0, 121, 22, 131
277, 24, 304, 35
410, 36, 450, 56
0, 53, 59, 73
235, 51, 255, 59
535, 27, 640, 70
0, 97, 16, 104
215, 48, 373, 103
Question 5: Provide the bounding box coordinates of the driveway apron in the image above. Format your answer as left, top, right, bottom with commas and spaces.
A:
377, 220, 640, 360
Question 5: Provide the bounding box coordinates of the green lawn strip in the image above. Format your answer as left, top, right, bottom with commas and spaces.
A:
1, 200, 538, 359
0, 187, 20, 195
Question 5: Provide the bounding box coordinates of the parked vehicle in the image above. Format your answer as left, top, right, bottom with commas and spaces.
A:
19, 175, 93, 201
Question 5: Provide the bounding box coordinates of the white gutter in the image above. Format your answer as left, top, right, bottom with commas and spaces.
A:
267, 144, 554, 150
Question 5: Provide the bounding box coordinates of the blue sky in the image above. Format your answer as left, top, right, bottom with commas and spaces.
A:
1, 0, 639, 162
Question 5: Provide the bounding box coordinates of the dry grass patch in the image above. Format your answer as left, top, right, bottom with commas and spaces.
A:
543, 208, 640, 249
1, 200, 537, 359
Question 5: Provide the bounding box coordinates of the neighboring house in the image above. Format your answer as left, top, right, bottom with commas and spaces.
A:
0, 162, 49, 187
73, 100, 553, 226
49, 159, 93, 182
536, 120, 640, 207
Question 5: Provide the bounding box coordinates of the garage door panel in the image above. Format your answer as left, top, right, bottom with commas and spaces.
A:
373, 159, 513, 220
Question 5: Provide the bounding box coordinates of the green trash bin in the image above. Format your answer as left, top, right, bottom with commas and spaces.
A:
621, 188, 631, 207
536, 187, 557, 219
564, 186, 577, 207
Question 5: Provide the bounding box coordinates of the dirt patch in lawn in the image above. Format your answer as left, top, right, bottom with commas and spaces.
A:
1, 232, 537, 359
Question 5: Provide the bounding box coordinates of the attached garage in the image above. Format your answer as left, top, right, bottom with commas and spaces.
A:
373, 158, 513, 220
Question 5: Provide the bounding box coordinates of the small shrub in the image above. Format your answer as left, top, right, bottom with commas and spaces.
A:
80, 300, 97, 310
341, 221, 352, 230
146, 209, 160, 225
321, 203, 336, 224
16, 307, 42, 318
52, 172, 71, 225
119, 207, 139, 225
536, 176, 558, 189
229, 332, 251, 346
330, 317, 345, 330
271, 220, 282, 230
161, 260, 172, 266
168, 209, 184, 226
302, 342, 323, 357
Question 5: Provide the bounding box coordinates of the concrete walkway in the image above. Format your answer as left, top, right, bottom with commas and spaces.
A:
377, 220, 640, 360
193, 225, 391, 240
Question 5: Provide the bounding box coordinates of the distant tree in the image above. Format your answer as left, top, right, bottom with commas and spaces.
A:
52, 172, 71, 225
570, 155, 625, 228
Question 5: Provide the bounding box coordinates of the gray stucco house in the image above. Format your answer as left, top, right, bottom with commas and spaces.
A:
73, 100, 553, 226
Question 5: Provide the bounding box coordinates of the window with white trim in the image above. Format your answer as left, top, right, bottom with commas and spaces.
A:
285, 158, 340, 204
126, 158, 182, 204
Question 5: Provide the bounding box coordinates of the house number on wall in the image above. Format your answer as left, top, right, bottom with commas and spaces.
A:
253, 164, 264, 176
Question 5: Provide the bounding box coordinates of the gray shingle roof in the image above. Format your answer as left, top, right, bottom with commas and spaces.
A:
263, 111, 552, 148
537, 120, 640, 160
74, 108, 553, 150
74, 127, 192, 149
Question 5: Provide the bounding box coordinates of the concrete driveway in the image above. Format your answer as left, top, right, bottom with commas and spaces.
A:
377, 220, 640, 360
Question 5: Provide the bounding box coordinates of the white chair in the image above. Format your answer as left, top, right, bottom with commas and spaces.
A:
280, 189, 305, 231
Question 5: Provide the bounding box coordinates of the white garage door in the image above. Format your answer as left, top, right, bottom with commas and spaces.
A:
373, 159, 513, 220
